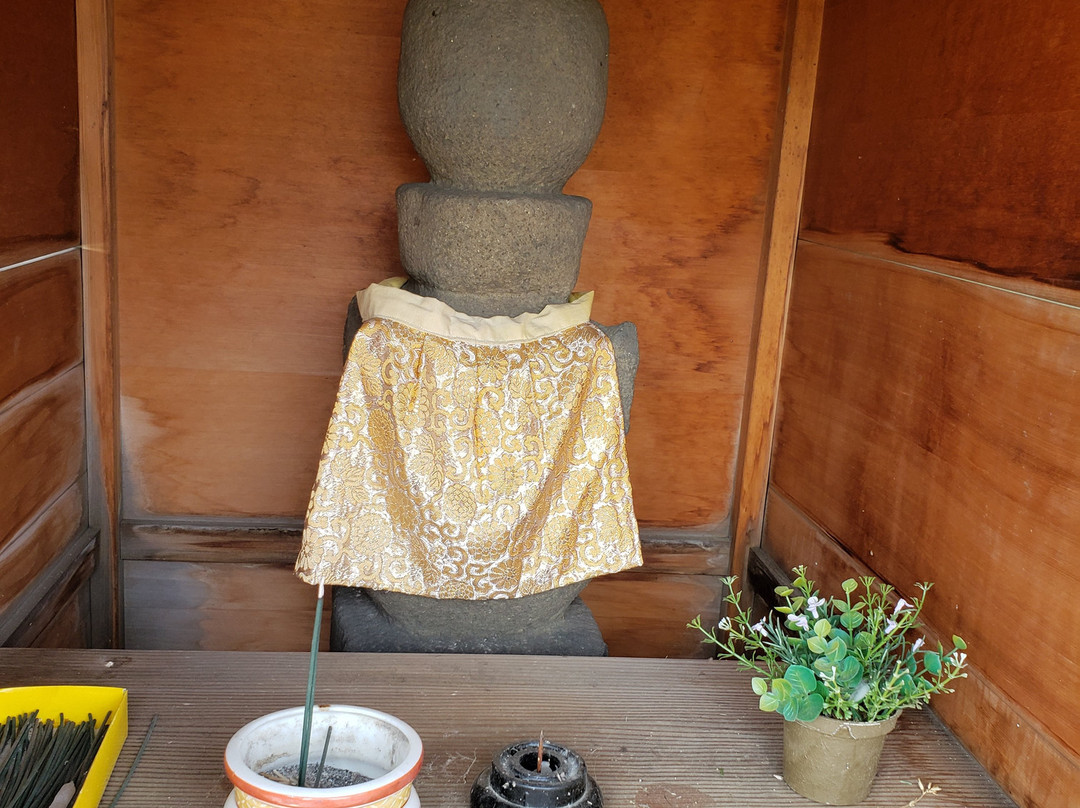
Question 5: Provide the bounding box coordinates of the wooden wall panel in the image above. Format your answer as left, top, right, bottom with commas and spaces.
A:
582, 571, 722, 659
5, 549, 95, 650
123, 560, 332, 652
0, 253, 82, 408
113, 0, 789, 529
801, 0, 1080, 288
763, 491, 1079, 808
0, 368, 86, 549
770, 242, 1080, 802
0, 0, 92, 648
0, 0, 81, 264
0, 484, 84, 613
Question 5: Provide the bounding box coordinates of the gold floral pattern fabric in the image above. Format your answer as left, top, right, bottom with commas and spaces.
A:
296, 279, 641, 598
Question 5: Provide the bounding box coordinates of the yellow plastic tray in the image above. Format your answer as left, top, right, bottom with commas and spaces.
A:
0, 685, 128, 808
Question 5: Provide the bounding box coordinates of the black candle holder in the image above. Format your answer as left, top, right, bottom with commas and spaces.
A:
471, 740, 602, 808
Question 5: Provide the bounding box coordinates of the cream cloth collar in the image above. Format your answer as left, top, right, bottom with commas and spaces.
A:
357, 277, 594, 345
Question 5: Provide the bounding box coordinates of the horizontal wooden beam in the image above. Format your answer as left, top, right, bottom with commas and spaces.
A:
121, 520, 730, 576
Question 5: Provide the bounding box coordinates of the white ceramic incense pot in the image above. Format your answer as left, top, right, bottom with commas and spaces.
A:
224, 705, 423, 808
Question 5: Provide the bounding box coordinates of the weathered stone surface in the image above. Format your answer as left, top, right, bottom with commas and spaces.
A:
398, 0, 609, 192
397, 184, 590, 317
597, 321, 640, 430
331, 584, 608, 655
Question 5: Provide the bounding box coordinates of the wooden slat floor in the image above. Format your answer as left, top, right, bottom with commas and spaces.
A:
0, 649, 1016, 807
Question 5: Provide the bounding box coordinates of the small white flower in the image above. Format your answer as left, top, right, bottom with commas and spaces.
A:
751, 618, 768, 636
892, 598, 910, 616
884, 619, 898, 634
952, 652, 968, 666
911, 638, 925, 653
718, 617, 732, 631
806, 595, 825, 619
788, 614, 810, 631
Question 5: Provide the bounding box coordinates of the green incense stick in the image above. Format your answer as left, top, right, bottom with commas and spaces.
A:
297, 582, 325, 787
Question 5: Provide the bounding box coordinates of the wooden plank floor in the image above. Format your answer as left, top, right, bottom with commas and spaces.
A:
0, 649, 1016, 807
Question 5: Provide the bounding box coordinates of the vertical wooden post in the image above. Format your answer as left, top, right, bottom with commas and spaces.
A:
729, 0, 824, 595
77, 0, 121, 646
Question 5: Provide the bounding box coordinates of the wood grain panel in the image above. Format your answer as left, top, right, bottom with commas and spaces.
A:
78, 0, 123, 646
123, 559, 332, 651
801, 0, 1080, 287
771, 241, 1080, 759
0, 368, 86, 548
582, 571, 722, 659
0, 0, 81, 265
0, 252, 82, 408
0, 483, 84, 613
6, 553, 95, 650
25, 586, 93, 649
113, 0, 425, 520
763, 491, 1079, 808
113, 0, 789, 527
120, 367, 338, 517
0, 529, 96, 646
570, 0, 789, 525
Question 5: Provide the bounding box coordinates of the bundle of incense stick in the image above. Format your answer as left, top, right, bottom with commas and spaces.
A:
0, 711, 111, 808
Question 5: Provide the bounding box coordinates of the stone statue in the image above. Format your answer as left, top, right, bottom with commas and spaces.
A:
324, 0, 640, 655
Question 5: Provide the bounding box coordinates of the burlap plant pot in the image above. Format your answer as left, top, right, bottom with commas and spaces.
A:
782, 712, 900, 804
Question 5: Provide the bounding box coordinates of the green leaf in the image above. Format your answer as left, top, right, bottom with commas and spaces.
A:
854, 631, 874, 650
842, 578, 858, 594
775, 586, 794, 598
806, 636, 828, 655
831, 598, 849, 613
785, 665, 817, 695
814, 619, 832, 638
953, 635, 967, 650
790, 596, 806, 611
825, 637, 848, 664
772, 678, 793, 699
837, 657, 862, 685
796, 693, 825, 722
751, 677, 768, 696
775, 606, 792, 614
780, 699, 800, 722
924, 651, 942, 675
840, 610, 864, 630
792, 576, 807, 589
759, 692, 780, 713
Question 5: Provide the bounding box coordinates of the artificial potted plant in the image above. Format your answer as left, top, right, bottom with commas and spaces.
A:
690, 566, 969, 805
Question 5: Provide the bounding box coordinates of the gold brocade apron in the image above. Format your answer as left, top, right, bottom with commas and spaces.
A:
296, 278, 641, 599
